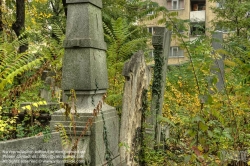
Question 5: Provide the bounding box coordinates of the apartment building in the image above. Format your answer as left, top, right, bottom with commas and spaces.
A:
146, 0, 218, 65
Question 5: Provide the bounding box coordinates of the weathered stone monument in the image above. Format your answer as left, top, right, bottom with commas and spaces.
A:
119, 51, 151, 165
211, 31, 225, 92
150, 27, 171, 145
50, 0, 119, 165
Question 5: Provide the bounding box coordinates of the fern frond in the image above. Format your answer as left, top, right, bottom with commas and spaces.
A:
118, 37, 147, 60
51, 23, 65, 44
103, 22, 115, 41
0, 57, 44, 91
55, 123, 71, 146
111, 18, 130, 45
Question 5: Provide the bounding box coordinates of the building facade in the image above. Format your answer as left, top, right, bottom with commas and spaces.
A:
146, 0, 219, 65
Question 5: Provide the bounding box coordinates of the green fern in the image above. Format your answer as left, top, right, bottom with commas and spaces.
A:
0, 25, 65, 102
104, 17, 148, 109
104, 18, 147, 62
0, 35, 45, 91
55, 123, 71, 146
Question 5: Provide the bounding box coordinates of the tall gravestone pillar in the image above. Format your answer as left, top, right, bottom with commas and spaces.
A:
211, 32, 225, 92
50, 1, 119, 165
150, 27, 171, 145
62, 0, 108, 109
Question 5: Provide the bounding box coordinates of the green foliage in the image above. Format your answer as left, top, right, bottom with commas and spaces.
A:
104, 17, 148, 111
55, 123, 71, 146
103, 0, 166, 26
160, 35, 250, 165
0, 35, 42, 90
0, 4, 65, 140
209, 0, 250, 37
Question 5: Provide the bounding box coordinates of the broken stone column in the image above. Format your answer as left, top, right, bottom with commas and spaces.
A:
119, 51, 151, 166
150, 27, 171, 145
50, 0, 119, 165
211, 31, 225, 92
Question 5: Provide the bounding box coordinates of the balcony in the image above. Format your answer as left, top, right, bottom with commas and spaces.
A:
190, 10, 205, 22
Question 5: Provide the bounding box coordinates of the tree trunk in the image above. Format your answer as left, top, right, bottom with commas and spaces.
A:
62, 0, 67, 17
0, 0, 3, 32
12, 0, 27, 53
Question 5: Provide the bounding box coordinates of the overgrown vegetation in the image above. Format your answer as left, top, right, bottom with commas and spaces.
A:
0, 0, 65, 140
0, 0, 249, 165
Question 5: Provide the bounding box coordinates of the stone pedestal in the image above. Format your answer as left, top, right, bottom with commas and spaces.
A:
50, 105, 119, 166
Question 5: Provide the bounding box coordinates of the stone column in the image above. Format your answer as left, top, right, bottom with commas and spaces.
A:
211, 31, 225, 92
150, 27, 171, 145
62, 0, 108, 111
50, 1, 119, 165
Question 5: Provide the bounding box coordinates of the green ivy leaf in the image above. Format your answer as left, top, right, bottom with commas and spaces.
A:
199, 121, 208, 131
207, 130, 213, 138
222, 131, 233, 140
157, 115, 175, 127
192, 115, 205, 123
184, 155, 191, 163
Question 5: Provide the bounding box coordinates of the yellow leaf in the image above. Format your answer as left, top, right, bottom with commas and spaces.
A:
38, 101, 47, 105
247, 161, 250, 165
9, 119, 16, 124
33, 103, 38, 107
198, 145, 203, 152
224, 59, 236, 67
26, 105, 32, 111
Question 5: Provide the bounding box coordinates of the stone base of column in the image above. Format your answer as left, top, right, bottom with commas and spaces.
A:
50, 104, 120, 166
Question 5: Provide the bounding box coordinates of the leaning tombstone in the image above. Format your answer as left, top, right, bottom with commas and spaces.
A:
119, 51, 151, 165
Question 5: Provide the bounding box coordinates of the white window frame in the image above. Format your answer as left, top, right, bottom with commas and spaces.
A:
150, 49, 154, 58
147, 10, 154, 15
167, 0, 184, 10
172, 0, 179, 10
169, 46, 184, 57
147, 27, 154, 35
215, 24, 234, 33
147, 5, 154, 15
216, 0, 225, 9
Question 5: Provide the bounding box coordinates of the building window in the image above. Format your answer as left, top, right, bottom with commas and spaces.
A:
147, 27, 155, 35
167, 0, 184, 10
147, 4, 154, 15
149, 49, 154, 58
147, 11, 154, 15
191, 1, 206, 11
190, 23, 205, 36
215, 25, 231, 33
172, 0, 179, 10
216, 0, 225, 9
169, 47, 184, 57
166, 20, 186, 34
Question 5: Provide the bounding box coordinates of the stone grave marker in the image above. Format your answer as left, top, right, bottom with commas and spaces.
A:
150, 27, 171, 145
119, 51, 151, 165
50, 0, 119, 165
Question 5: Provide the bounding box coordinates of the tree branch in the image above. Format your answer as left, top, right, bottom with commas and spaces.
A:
12, 0, 27, 53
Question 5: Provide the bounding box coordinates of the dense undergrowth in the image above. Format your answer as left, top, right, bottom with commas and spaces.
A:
0, 0, 249, 165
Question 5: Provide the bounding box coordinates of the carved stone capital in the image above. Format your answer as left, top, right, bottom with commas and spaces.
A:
66, 0, 102, 8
